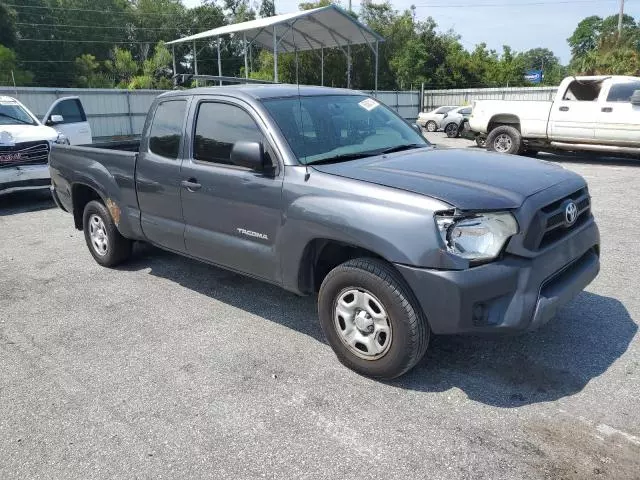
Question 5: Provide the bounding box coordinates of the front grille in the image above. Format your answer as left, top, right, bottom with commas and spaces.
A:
0, 141, 50, 169
523, 188, 592, 250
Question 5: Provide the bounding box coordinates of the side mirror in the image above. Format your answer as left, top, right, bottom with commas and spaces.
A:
47, 114, 64, 125
631, 90, 640, 105
230, 141, 265, 170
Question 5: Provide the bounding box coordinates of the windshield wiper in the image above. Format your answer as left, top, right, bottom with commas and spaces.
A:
306, 144, 428, 166
377, 143, 426, 154
305, 151, 382, 166
0, 113, 32, 125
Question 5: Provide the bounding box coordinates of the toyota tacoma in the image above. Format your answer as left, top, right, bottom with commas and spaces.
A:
49, 85, 600, 379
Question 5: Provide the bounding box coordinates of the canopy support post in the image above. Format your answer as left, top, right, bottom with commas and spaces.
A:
243, 33, 249, 79
321, 47, 324, 86
217, 37, 222, 86
193, 41, 198, 87
172, 45, 177, 76
273, 26, 278, 83
347, 43, 351, 89
375, 41, 379, 94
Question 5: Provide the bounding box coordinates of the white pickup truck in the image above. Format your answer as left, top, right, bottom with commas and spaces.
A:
1, 96, 91, 196
469, 75, 640, 156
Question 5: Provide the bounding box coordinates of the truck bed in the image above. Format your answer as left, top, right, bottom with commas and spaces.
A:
49, 140, 140, 236
470, 100, 553, 138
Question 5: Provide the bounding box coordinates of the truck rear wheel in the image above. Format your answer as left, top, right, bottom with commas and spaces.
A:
318, 258, 430, 379
82, 200, 132, 267
486, 125, 522, 155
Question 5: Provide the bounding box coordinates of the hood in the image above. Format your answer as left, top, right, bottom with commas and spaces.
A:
311, 148, 583, 210
0, 124, 59, 145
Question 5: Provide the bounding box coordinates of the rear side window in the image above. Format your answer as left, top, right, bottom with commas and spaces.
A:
606, 82, 640, 102
193, 102, 263, 165
562, 80, 603, 101
149, 100, 186, 159
50, 99, 86, 123
459, 107, 472, 115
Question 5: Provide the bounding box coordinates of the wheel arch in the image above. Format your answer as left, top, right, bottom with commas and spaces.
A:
487, 114, 521, 133
296, 238, 387, 294
71, 183, 105, 230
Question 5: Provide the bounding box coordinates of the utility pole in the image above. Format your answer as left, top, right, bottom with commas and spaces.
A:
618, 0, 624, 38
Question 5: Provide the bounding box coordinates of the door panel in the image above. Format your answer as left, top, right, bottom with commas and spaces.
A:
43, 97, 92, 145
181, 163, 283, 280
180, 100, 284, 282
136, 99, 188, 252
548, 100, 598, 142
595, 81, 640, 146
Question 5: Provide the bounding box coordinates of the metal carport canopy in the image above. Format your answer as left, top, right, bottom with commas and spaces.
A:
166, 5, 384, 89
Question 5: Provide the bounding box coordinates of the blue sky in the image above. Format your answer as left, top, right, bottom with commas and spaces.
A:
182, 0, 639, 64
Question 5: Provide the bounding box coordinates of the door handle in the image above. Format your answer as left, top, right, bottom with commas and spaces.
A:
559, 106, 569, 112
601, 107, 613, 112
181, 179, 202, 191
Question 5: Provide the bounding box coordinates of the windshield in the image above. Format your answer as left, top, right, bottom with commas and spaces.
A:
0, 100, 37, 126
262, 95, 429, 165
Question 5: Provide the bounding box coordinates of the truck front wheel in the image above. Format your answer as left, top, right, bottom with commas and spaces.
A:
318, 258, 430, 379
486, 125, 522, 155
82, 200, 132, 267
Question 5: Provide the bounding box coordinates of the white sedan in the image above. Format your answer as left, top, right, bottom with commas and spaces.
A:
417, 106, 459, 132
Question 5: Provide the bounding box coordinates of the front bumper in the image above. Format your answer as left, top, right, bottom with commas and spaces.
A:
395, 219, 600, 335
0, 164, 51, 196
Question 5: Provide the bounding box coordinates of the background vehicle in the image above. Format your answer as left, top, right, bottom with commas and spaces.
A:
0, 96, 91, 195
49, 85, 599, 379
442, 106, 473, 138
417, 105, 458, 132
469, 75, 640, 156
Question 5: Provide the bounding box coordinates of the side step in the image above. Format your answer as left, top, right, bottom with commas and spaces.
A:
548, 141, 640, 155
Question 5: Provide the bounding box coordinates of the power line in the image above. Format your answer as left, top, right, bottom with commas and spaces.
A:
7, 3, 181, 16
18, 39, 172, 44
15, 23, 180, 32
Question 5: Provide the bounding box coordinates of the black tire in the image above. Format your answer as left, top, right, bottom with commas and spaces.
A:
318, 258, 430, 379
475, 136, 487, 148
426, 120, 437, 132
486, 125, 522, 155
82, 200, 132, 267
445, 122, 459, 138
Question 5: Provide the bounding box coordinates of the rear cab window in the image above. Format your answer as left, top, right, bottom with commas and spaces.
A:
149, 100, 187, 159
562, 80, 603, 101
606, 81, 640, 102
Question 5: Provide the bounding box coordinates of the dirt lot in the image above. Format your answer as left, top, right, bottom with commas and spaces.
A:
1, 137, 639, 479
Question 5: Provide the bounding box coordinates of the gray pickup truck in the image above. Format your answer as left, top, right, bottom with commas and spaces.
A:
50, 85, 600, 379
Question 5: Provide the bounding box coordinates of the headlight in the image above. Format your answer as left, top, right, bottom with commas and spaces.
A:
54, 132, 69, 145
435, 212, 518, 262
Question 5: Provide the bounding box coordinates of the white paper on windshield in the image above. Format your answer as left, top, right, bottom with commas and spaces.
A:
358, 98, 379, 111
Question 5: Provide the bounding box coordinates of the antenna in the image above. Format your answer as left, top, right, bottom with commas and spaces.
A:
11, 71, 18, 98
292, 22, 310, 181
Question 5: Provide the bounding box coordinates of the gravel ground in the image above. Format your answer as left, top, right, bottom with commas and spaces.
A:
1, 139, 639, 479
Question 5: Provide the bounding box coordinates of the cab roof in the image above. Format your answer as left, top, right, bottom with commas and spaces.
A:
158, 84, 364, 101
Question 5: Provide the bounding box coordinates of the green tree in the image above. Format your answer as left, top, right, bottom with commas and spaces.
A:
0, 45, 33, 86
74, 54, 114, 88
568, 14, 640, 75
259, 0, 276, 18
0, 1, 18, 49
519, 48, 565, 85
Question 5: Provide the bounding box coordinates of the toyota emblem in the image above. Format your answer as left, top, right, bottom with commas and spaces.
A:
565, 201, 578, 226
